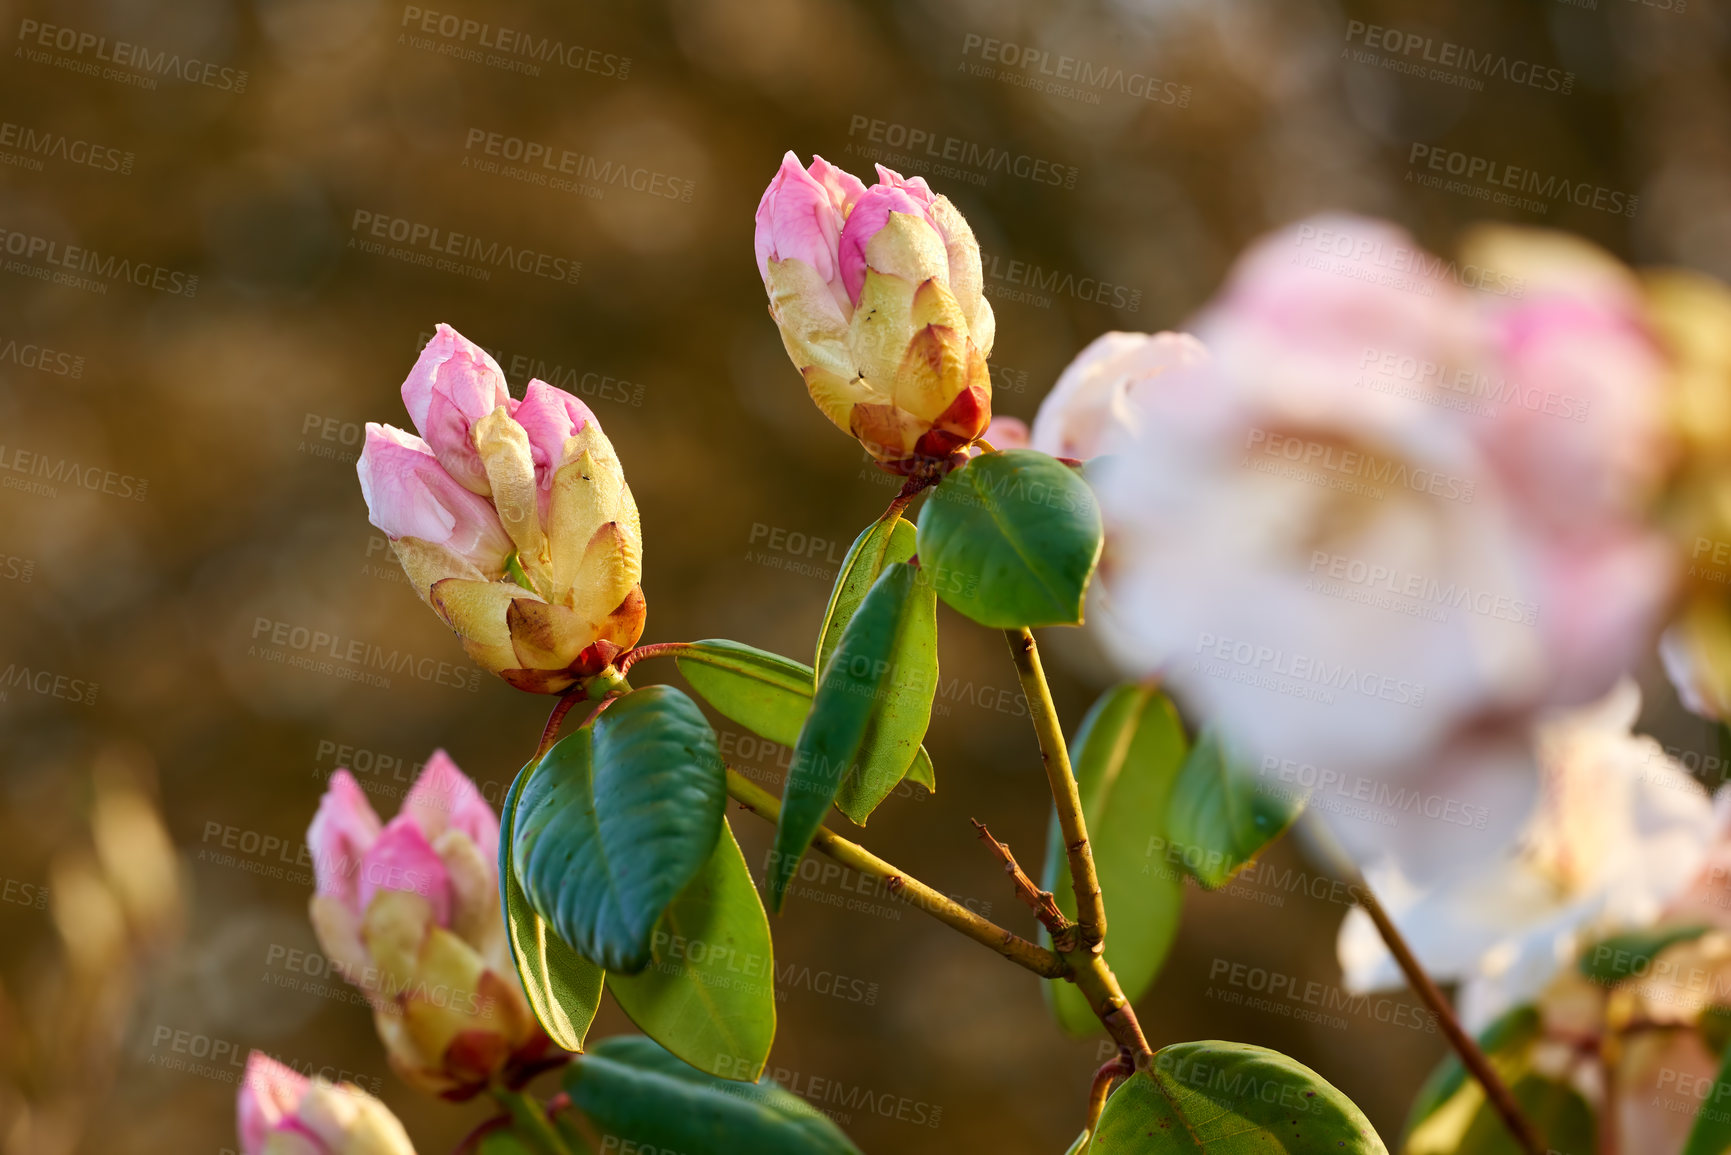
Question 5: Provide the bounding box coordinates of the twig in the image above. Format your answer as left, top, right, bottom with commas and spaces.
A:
970, 819, 1074, 947
724, 768, 1068, 979
616, 641, 690, 675
533, 688, 585, 761
1003, 628, 1106, 947
1355, 881, 1545, 1155
1086, 1049, 1136, 1134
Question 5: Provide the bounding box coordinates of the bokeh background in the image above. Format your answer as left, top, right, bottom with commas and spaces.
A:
3, 0, 1729, 1151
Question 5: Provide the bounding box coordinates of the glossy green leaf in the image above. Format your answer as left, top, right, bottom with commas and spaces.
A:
498, 756, 605, 1053
1578, 922, 1710, 986
565, 1035, 862, 1155
513, 685, 726, 972
1091, 1041, 1387, 1153
1166, 726, 1303, 889
677, 640, 814, 747
1043, 685, 1188, 1036
1683, 1035, 1731, 1155
914, 448, 1103, 628
607, 821, 777, 1081
769, 562, 937, 910
816, 511, 918, 679
678, 637, 936, 819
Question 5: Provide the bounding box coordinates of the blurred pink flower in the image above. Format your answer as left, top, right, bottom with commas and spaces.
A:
1085, 215, 1676, 793
307, 753, 549, 1100
1028, 330, 1208, 460
237, 1052, 415, 1155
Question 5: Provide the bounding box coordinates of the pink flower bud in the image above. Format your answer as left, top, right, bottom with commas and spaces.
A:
400, 323, 514, 495
356, 425, 513, 575
512, 379, 597, 510
238, 1052, 415, 1155
402, 749, 499, 866
358, 814, 453, 928
754, 151, 865, 313
308, 770, 381, 910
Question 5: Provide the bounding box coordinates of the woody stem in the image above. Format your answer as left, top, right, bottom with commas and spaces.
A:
723, 767, 1067, 978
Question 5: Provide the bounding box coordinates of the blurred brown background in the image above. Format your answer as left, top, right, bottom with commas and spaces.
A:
2, 0, 1729, 1150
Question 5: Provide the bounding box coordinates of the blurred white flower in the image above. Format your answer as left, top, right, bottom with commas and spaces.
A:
1336, 680, 1716, 1031
1028, 330, 1207, 460
1085, 215, 1676, 786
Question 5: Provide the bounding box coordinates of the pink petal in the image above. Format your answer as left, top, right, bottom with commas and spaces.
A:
359, 814, 453, 926
838, 184, 934, 306
401, 323, 511, 439
403, 750, 499, 863
357, 424, 512, 568
307, 770, 381, 909
237, 1052, 308, 1155
754, 151, 850, 286
513, 380, 596, 493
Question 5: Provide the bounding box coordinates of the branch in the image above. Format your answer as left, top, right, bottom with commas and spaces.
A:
724, 768, 1068, 979
1086, 1049, 1137, 1134
970, 819, 1075, 948
1003, 628, 1106, 947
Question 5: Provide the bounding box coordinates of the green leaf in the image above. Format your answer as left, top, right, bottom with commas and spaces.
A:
565, 1035, 862, 1155
1166, 726, 1302, 889
607, 821, 777, 1081
816, 511, 917, 679
677, 637, 936, 819
1064, 1130, 1091, 1155
1578, 922, 1710, 986
1091, 1041, 1387, 1153
914, 448, 1103, 628
1043, 685, 1188, 1036
513, 685, 727, 972
498, 756, 605, 1053
677, 640, 814, 747
477, 1132, 536, 1155
769, 562, 937, 910
1683, 1036, 1731, 1155
1403, 1005, 1595, 1155
1406, 1073, 1594, 1155
1403, 1005, 1538, 1136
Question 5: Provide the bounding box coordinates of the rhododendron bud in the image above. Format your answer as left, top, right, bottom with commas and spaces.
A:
237, 1052, 415, 1155
307, 753, 550, 1100
358, 325, 646, 693
755, 152, 995, 473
